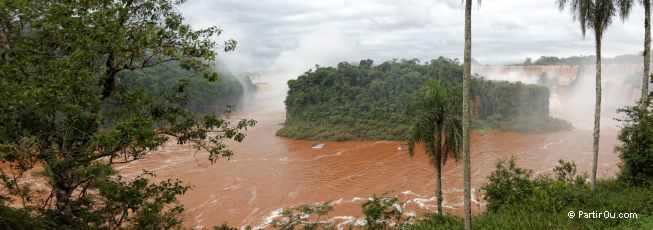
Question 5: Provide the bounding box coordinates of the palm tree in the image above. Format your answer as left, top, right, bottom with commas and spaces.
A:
462, 0, 480, 229
618, 0, 651, 107
406, 80, 463, 216
557, 0, 619, 190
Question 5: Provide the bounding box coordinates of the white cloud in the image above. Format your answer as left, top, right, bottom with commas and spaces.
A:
264, 26, 364, 92
179, 0, 647, 75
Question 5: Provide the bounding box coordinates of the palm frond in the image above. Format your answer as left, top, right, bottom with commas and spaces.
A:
616, 0, 635, 20
557, 0, 620, 37
405, 79, 463, 166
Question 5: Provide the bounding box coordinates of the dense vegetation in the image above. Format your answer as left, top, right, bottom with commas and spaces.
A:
410, 181, 653, 229
616, 104, 653, 186
277, 58, 570, 141
120, 61, 253, 114
0, 0, 255, 229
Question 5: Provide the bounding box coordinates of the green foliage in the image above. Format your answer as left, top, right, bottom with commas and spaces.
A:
279, 58, 564, 141
480, 157, 537, 213
0, 0, 254, 228
407, 214, 463, 230
616, 104, 653, 186
479, 115, 572, 134
271, 194, 410, 230
481, 158, 590, 214
0, 204, 54, 229
557, 0, 619, 38
94, 171, 190, 229
214, 223, 251, 230
410, 161, 653, 230
271, 202, 335, 230
279, 58, 459, 141
361, 193, 406, 230
470, 78, 550, 119
554, 159, 588, 184
406, 80, 462, 164
467, 180, 653, 230
405, 80, 462, 215
120, 61, 252, 115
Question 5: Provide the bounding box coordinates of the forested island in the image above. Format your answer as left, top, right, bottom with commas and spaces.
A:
277, 58, 571, 141
120, 61, 253, 114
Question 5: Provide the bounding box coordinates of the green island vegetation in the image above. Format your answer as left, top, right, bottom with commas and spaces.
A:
277, 58, 571, 141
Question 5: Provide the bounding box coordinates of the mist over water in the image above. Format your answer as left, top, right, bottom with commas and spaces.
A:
221, 26, 365, 110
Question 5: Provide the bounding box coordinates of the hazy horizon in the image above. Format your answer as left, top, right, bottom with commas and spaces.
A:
180, 0, 647, 76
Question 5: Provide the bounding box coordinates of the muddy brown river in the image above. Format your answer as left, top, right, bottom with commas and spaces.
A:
117, 96, 621, 229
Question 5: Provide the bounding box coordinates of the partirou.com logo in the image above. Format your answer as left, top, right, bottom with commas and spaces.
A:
567, 210, 638, 219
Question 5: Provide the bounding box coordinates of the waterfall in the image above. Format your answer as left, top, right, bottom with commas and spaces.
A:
473, 64, 648, 130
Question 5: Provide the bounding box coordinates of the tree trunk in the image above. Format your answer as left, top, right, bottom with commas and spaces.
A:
53, 175, 75, 225
434, 125, 443, 215
49, 163, 77, 226
462, 0, 473, 229
435, 162, 443, 215
643, 0, 651, 107
591, 28, 602, 191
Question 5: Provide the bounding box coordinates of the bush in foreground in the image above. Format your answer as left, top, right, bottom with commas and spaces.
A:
408, 159, 653, 230
616, 104, 653, 186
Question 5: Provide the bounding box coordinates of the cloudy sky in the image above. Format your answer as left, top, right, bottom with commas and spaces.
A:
179, 0, 646, 76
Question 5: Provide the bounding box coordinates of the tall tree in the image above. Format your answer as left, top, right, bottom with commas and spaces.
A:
0, 0, 254, 228
618, 0, 651, 107
462, 0, 480, 229
557, 0, 619, 191
407, 80, 463, 215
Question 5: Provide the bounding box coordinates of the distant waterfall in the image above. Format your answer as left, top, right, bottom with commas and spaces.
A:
473, 64, 646, 130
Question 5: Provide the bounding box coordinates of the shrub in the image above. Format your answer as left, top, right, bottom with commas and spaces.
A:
482, 158, 589, 213
481, 157, 537, 212
361, 193, 406, 230
553, 159, 588, 185
407, 214, 462, 230
271, 202, 334, 230
616, 105, 653, 186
